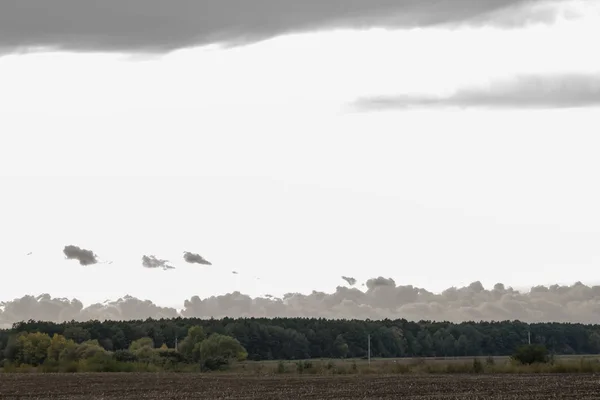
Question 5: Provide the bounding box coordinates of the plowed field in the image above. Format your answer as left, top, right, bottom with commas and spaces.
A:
1, 373, 598, 399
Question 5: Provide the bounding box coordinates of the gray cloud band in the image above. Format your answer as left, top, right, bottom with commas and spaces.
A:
0, 0, 562, 54
354, 74, 600, 110
3, 279, 600, 327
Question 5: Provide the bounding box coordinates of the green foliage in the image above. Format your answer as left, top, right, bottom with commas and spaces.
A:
199, 333, 248, 362
5, 317, 600, 364
47, 334, 76, 362
332, 334, 349, 358
74, 340, 108, 360
472, 358, 484, 373
129, 337, 154, 353
156, 348, 186, 364
63, 326, 91, 344
113, 349, 137, 363
512, 344, 549, 365
276, 360, 286, 373
201, 356, 229, 372
178, 325, 205, 362
128, 337, 156, 363
14, 332, 52, 366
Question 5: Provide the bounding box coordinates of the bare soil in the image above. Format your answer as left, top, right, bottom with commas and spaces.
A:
1, 373, 599, 399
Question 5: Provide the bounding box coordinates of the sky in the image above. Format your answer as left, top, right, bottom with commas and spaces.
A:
1, 0, 600, 321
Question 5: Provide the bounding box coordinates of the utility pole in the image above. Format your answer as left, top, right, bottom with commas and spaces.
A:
368, 334, 371, 366
528, 331, 531, 345
175, 336, 178, 351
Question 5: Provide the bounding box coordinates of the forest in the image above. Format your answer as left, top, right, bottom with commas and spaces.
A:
2, 317, 600, 365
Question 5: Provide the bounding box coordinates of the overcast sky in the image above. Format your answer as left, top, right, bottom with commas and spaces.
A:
1, 0, 600, 311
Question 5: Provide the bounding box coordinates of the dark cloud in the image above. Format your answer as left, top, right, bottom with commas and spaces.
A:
342, 276, 357, 286
63, 245, 98, 266
183, 251, 212, 266
354, 73, 600, 111
5, 280, 600, 327
141, 255, 175, 271
0, 0, 565, 54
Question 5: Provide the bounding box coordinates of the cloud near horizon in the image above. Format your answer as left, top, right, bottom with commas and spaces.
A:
0, 0, 574, 54
3, 278, 600, 327
353, 73, 600, 110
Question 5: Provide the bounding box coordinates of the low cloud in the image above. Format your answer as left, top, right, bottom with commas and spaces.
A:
183, 251, 212, 266
0, 294, 177, 328
141, 255, 175, 271
354, 73, 600, 111
63, 245, 98, 266
0, 0, 570, 54
5, 279, 600, 327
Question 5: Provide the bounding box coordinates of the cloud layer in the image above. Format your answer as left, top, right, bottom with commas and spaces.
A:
3, 279, 600, 327
354, 73, 600, 110
0, 0, 566, 54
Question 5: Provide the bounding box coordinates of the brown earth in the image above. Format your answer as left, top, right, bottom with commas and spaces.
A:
0, 373, 599, 399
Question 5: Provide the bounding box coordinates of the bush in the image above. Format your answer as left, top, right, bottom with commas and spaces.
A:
80, 353, 121, 372
113, 350, 138, 363
276, 360, 286, 374
512, 344, 549, 365
201, 356, 229, 372
473, 358, 484, 373
59, 361, 79, 373
40, 359, 59, 373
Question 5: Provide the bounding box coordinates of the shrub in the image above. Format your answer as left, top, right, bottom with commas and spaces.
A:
113, 350, 138, 363
512, 345, 549, 365
59, 361, 79, 373
276, 360, 286, 374
201, 356, 229, 372
473, 358, 484, 373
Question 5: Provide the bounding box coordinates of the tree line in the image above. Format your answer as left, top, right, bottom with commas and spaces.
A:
0, 323, 247, 372
2, 317, 600, 364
